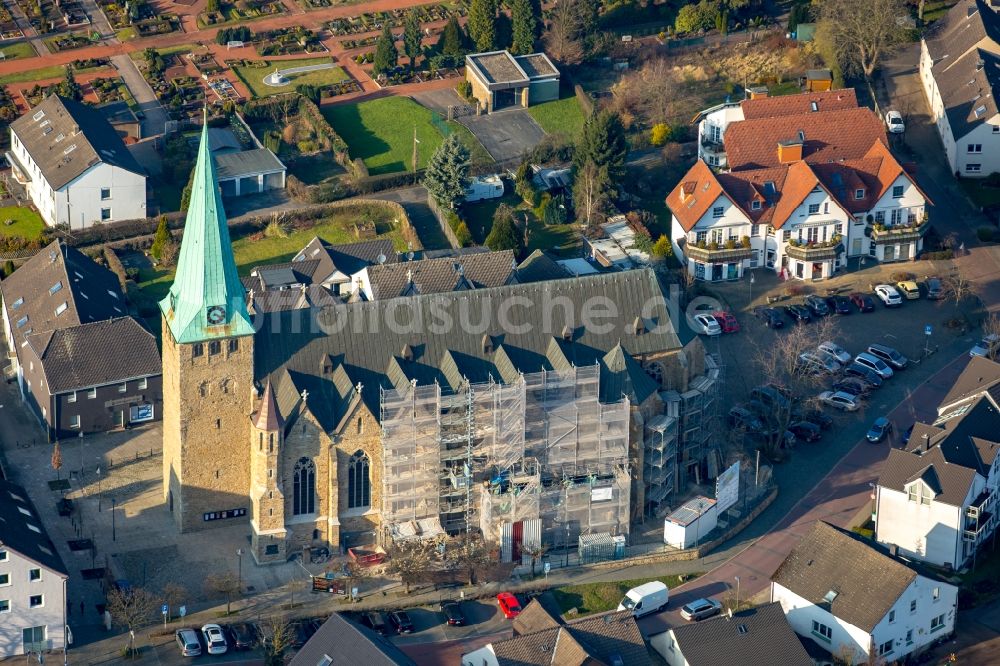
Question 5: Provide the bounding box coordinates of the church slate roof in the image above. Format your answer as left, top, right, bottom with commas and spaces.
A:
364, 250, 516, 299
254, 269, 679, 432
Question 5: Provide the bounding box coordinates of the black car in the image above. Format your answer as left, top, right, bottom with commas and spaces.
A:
441, 602, 466, 626
804, 295, 830, 316
728, 406, 764, 431
843, 363, 884, 388
753, 306, 784, 328
796, 409, 834, 430
360, 611, 389, 635
833, 377, 873, 398
850, 292, 876, 312
389, 611, 415, 634
782, 304, 812, 324
825, 295, 852, 315
227, 622, 256, 650
902, 423, 915, 446
788, 421, 822, 442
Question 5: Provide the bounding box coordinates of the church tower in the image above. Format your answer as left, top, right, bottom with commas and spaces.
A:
161, 116, 256, 532
249, 380, 288, 564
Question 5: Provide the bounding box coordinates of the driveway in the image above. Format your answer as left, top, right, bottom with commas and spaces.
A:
457, 109, 546, 165
368, 185, 450, 251
112, 54, 169, 138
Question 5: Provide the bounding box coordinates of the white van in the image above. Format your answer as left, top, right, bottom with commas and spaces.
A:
617, 580, 669, 618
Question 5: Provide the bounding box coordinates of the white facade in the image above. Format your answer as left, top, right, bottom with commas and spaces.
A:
0, 546, 67, 658
462, 645, 499, 666
8, 131, 146, 229
696, 102, 745, 168
651, 630, 692, 666
771, 576, 957, 664
920, 39, 1000, 177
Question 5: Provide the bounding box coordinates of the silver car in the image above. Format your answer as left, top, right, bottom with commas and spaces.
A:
854, 352, 894, 379
176, 629, 202, 657
680, 598, 723, 621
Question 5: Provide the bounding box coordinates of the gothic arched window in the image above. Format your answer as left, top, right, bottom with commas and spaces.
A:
293, 458, 315, 515
348, 450, 370, 509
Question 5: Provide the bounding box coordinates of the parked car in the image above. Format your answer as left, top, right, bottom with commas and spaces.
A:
713, 311, 740, 333
818, 390, 860, 411
441, 601, 466, 626
747, 428, 796, 449
867, 417, 893, 443
849, 292, 876, 312
833, 377, 873, 398
843, 362, 884, 388
896, 280, 920, 300
754, 306, 785, 328
867, 343, 908, 370
885, 110, 905, 133
618, 581, 669, 618
497, 593, 522, 619
227, 622, 256, 650
804, 294, 830, 317
680, 598, 723, 621
796, 408, 834, 429
693, 313, 722, 336
201, 624, 228, 655
789, 421, 822, 442
902, 423, 915, 446
797, 352, 840, 375
750, 385, 792, 411
782, 304, 812, 324
825, 295, 852, 315
855, 352, 894, 379
389, 610, 415, 633
360, 611, 389, 636
817, 341, 852, 365
728, 406, 764, 431
874, 284, 903, 307
175, 629, 202, 657
925, 277, 943, 300
970, 334, 1000, 358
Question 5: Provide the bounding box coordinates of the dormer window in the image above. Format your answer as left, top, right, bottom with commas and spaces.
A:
12, 297, 23, 309
855, 189, 865, 199
751, 200, 762, 211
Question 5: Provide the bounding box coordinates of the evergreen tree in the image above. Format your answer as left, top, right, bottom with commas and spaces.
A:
439, 15, 465, 57
485, 205, 523, 253
59, 66, 82, 101
423, 134, 470, 210
510, 0, 537, 55
468, 0, 497, 52
403, 10, 423, 71
574, 110, 628, 187
372, 25, 398, 76
150, 216, 171, 260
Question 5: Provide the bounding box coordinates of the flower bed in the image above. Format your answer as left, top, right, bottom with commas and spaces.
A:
325, 3, 464, 36
256, 28, 325, 56
45, 31, 92, 52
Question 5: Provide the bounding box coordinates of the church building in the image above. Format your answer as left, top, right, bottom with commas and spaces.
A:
161, 121, 717, 565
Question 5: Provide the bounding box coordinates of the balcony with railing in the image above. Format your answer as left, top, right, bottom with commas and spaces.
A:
963, 509, 992, 543
871, 217, 930, 244
784, 235, 845, 261
967, 489, 993, 519
680, 237, 754, 263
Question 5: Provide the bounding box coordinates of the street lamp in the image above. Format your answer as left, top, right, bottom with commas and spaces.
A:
111, 497, 116, 542
236, 549, 244, 592
96, 467, 102, 512
734, 576, 741, 612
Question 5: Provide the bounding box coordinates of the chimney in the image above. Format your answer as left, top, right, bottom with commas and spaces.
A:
777, 139, 803, 164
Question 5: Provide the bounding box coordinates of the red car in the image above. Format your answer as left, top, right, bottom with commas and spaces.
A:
712, 311, 740, 333
497, 592, 522, 619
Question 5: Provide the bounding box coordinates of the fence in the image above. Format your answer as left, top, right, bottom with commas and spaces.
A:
425, 192, 463, 250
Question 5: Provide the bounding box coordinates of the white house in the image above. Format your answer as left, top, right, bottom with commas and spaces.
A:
0, 480, 69, 659
771, 521, 957, 665
7, 95, 146, 229
695, 88, 860, 168
875, 356, 1000, 570
651, 602, 812, 666
920, 0, 1000, 178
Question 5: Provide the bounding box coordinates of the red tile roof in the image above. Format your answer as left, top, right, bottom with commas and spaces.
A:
725, 107, 888, 170
665, 160, 731, 232
741, 88, 859, 119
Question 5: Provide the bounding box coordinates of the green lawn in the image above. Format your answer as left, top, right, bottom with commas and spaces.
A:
0, 206, 45, 239
463, 191, 580, 256
232, 57, 349, 98
0, 64, 67, 84
0, 41, 36, 61
323, 97, 450, 175
527, 96, 586, 139
959, 179, 1000, 208
137, 202, 410, 302
552, 574, 698, 617
768, 80, 802, 96
116, 27, 137, 41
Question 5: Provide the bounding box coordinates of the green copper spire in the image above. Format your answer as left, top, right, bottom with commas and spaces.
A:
160, 115, 254, 344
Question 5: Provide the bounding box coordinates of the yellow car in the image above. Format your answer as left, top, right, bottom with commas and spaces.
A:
896, 280, 920, 299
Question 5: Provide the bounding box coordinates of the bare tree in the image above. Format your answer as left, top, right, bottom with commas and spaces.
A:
385, 540, 434, 594
106, 585, 158, 657
445, 532, 504, 585
259, 615, 293, 666
51, 441, 62, 480
522, 542, 549, 577
572, 161, 609, 231
543, 2, 584, 65
160, 582, 187, 620
981, 314, 1000, 360
611, 58, 679, 128
342, 558, 374, 600
817, 0, 907, 81
205, 572, 240, 615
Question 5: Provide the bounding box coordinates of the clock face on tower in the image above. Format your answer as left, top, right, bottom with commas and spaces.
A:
206, 305, 227, 326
